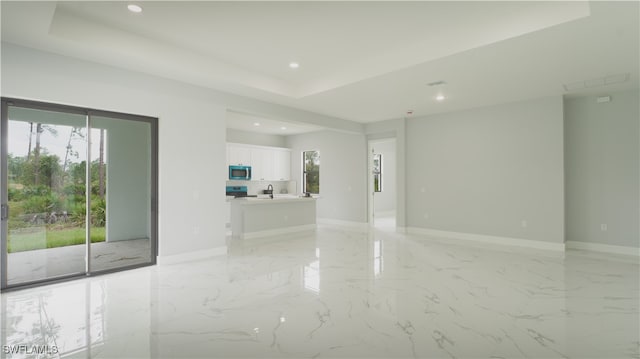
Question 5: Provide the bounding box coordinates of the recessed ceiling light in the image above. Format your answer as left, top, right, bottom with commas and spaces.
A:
436, 95, 446, 102
289, 62, 299, 69
281, 126, 287, 130
127, 4, 142, 13
253, 122, 260, 126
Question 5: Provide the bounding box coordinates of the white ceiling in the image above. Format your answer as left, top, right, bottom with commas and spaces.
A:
1, 1, 638, 128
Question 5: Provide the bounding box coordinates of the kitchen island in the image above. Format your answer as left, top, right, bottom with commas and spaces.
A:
230, 196, 317, 239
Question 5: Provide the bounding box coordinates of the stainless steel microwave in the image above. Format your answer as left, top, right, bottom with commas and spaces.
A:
229, 165, 251, 180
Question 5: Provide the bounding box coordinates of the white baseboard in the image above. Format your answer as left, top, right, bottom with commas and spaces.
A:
566, 241, 640, 257
395, 226, 408, 234
317, 218, 370, 231
374, 210, 396, 218
407, 227, 566, 252
240, 224, 317, 240
157, 246, 227, 265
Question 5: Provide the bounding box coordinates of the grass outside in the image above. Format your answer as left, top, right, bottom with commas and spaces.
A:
8, 226, 106, 253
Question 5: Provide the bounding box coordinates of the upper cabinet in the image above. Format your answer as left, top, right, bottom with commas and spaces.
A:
227, 144, 252, 166
227, 143, 291, 181
251, 147, 274, 181
273, 148, 291, 181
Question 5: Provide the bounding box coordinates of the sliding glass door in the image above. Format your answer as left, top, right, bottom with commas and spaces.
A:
1, 98, 157, 290
89, 116, 154, 273
2, 106, 88, 286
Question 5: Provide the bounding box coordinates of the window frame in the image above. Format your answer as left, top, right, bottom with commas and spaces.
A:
302, 150, 320, 194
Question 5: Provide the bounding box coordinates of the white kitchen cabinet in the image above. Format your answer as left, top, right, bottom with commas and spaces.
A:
227, 143, 291, 181
227, 144, 252, 166
273, 148, 291, 181
251, 148, 274, 181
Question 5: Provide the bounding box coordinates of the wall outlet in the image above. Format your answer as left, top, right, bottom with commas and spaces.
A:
193, 226, 200, 235
600, 224, 607, 231
423, 213, 429, 220
521, 220, 528, 228
420, 187, 425, 193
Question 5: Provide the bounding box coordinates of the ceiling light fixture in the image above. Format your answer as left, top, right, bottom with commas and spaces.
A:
289, 62, 299, 69
253, 122, 261, 126
281, 126, 287, 130
127, 4, 143, 13
436, 95, 446, 102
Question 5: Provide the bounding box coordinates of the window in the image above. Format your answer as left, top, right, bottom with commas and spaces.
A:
303, 150, 320, 194
373, 153, 382, 192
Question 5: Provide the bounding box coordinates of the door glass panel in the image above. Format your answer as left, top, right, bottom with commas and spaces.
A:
303, 150, 320, 194
89, 116, 152, 272
6, 106, 87, 286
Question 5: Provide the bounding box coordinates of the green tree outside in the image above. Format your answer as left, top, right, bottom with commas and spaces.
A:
7, 123, 107, 253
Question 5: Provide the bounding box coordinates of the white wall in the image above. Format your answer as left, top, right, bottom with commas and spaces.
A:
226, 128, 286, 148
2, 44, 227, 257
372, 139, 396, 213
564, 90, 639, 248
286, 130, 368, 223
406, 96, 565, 244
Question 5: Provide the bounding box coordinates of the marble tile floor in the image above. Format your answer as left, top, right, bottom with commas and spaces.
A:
6, 238, 152, 285
1, 226, 638, 359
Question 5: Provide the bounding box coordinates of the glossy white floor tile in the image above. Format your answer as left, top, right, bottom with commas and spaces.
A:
2, 226, 639, 358
373, 211, 396, 231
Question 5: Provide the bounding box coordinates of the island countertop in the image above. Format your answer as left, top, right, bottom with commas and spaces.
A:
232, 195, 317, 205
230, 195, 317, 239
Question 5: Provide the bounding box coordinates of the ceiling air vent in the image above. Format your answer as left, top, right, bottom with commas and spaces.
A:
427, 80, 446, 87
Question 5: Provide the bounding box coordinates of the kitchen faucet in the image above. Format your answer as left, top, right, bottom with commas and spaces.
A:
267, 184, 274, 199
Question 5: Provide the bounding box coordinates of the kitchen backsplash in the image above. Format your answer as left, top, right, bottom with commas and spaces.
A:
226, 180, 297, 195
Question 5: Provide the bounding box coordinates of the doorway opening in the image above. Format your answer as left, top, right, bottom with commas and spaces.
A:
368, 138, 397, 230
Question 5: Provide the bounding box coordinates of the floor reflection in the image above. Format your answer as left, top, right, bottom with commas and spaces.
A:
303, 247, 321, 293
373, 240, 383, 277
2, 281, 105, 358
